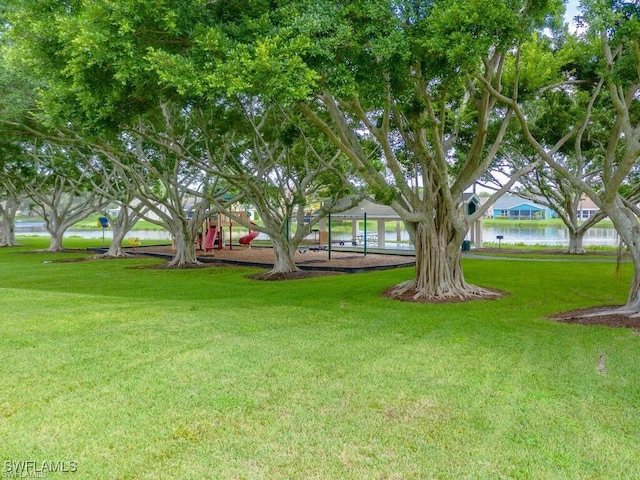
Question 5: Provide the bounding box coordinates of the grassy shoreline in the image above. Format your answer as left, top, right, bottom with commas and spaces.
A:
483, 217, 615, 228
16, 215, 167, 231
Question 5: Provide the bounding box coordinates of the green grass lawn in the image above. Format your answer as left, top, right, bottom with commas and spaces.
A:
482, 218, 616, 228
1, 238, 639, 479
470, 245, 625, 260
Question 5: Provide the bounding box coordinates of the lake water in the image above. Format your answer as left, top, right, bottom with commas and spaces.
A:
484, 225, 620, 247
15, 222, 171, 241
326, 225, 620, 247
14, 221, 621, 247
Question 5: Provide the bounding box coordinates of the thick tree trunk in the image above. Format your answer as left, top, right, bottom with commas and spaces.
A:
601, 252, 640, 316
47, 229, 65, 252
102, 223, 129, 258
167, 224, 201, 267
627, 271, 640, 310
98, 207, 139, 258
0, 196, 19, 247
392, 220, 498, 301
588, 197, 640, 318
612, 239, 640, 315
43, 213, 72, 252
0, 219, 17, 246
567, 229, 586, 254
269, 234, 300, 274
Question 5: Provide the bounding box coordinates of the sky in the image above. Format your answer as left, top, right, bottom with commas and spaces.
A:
564, 0, 581, 27
469, 0, 584, 194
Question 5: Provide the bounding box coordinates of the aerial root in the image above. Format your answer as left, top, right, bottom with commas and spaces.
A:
582, 305, 640, 318
390, 281, 503, 302
390, 280, 414, 296
94, 252, 131, 259
166, 259, 203, 268
267, 267, 301, 275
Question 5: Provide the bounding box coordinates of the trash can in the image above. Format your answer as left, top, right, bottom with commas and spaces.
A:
461, 240, 471, 252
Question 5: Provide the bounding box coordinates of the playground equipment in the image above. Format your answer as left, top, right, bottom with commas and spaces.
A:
239, 223, 259, 246
199, 211, 255, 252
204, 226, 219, 252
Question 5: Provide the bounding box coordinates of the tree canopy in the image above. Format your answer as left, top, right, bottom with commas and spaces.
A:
10, 0, 640, 308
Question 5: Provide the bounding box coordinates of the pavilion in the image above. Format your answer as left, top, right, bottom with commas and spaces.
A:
318, 194, 483, 250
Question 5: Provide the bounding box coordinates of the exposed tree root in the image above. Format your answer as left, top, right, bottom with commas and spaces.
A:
165, 245, 202, 268
388, 280, 505, 303
166, 259, 203, 268
267, 267, 301, 276
94, 252, 132, 259
248, 269, 342, 281
586, 307, 640, 319
549, 305, 640, 329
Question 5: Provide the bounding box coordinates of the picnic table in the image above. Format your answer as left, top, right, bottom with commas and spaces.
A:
355, 233, 378, 245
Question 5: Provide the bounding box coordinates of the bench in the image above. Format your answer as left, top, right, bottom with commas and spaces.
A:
354, 233, 378, 245
298, 245, 328, 253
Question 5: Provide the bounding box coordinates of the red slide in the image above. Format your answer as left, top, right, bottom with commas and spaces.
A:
204, 226, 218, 251
239, 225, 259, 246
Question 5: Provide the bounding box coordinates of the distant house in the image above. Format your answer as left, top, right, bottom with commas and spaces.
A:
577, 196, 599, 220
491, 195, 555, 220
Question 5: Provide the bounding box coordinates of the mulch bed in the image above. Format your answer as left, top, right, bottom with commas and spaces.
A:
247, 270, 346, 281
548, 306, 640, 330
131, 262, 213, 270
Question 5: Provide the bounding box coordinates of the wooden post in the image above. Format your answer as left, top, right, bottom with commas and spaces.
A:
363, 212, 367, 256
377, 219, 385, 248
328, 214, 332, 260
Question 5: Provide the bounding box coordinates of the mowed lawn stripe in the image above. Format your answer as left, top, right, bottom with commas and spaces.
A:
0, 238, 638, 478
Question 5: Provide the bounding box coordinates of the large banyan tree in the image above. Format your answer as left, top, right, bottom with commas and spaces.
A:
492, 0, 640, 317
8, 0, 561, 299
267, 0, 561, 300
